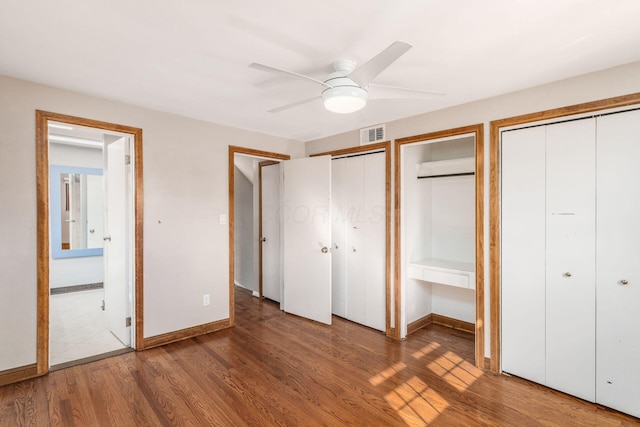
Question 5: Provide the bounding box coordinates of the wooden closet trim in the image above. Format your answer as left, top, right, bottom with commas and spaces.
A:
489, 92, 640, 374
34, 110, 144, 383
311, 141, 393, 336
228, 146, 290, 326
395, 124, 485, 368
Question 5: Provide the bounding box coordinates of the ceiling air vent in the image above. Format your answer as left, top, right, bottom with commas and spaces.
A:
360, 124, 386, 145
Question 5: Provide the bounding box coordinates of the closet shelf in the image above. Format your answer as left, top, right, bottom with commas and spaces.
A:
408, 258, 476, 290
417, 157, 475, 179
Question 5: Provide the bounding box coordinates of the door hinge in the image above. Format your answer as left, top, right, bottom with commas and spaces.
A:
126, 317, 132, 327
125, 154, 131, 165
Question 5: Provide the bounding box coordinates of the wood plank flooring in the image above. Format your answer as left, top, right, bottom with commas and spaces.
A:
1, 286, 639, 426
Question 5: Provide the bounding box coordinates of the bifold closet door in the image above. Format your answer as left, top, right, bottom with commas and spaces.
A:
596, 110, 640, 417
545, 119, 596, 402
501, 126, 546, 384
345, 155, 367, 325
331, 157, 347, 318
332, 152, 385, 331
501, 119, 596, 402
347, 152, 385, 331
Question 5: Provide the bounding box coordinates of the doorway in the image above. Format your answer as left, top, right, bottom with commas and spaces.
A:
36, 111, 144, 375
230, 147, 333, 325
394, 124, 484, 368
231, 144, 391, 331
228, 146, 289, 325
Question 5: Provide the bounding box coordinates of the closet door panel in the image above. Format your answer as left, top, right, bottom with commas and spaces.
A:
363, 152, 386, 331
331, 158, 347, 317
596, 110, 640, 417
501, 126, 546, 384
346, 156, 366, 325
545, 119, 596, 401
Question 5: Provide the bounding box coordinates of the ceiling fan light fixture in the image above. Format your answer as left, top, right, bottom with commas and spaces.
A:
322, 85, 368, 114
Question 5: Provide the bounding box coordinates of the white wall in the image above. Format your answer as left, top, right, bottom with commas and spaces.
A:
402, 143, 433, 326
306, 61, 640, 353
0, 74, 302, 371
49, 143, 105, 288
49, 144, 103, 168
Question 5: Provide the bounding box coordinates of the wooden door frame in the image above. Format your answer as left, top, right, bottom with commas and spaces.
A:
395, 124, 485, 369
489, 92, 640, 373
258, 160, 280, 299
228, 146, 290, 325
35, 110, 144, 378
310, 141, 392, 336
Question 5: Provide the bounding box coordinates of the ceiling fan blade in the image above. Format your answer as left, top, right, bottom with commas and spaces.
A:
268, 96, 321, 113
250, 63, 332, 89
349, 41, 412, 87
368, 82, 446, 99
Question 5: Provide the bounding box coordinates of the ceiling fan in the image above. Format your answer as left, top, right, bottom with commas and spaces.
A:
250, 41, 445, 114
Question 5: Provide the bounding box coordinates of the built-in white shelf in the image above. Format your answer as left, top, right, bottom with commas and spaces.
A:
408, 258, 476, 290
417, 157, 475, 179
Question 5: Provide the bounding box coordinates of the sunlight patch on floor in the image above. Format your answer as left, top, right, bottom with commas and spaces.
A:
384, 376, 449, 426
427, 350, 483, 392
369, 361, 407, 386
373, 341, 483, 425
411, 342, 441, 359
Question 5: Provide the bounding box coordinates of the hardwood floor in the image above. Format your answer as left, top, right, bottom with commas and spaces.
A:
1, 287, 638, 426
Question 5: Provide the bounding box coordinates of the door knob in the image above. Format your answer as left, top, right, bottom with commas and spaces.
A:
564, 272, 572, 277
620, 279, 629, 285
260, 237, 266, 242
321, 247, 329, 253
103, 235, 111, 242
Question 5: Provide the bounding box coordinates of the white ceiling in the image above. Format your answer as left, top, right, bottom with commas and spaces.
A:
2, 1, 640, 142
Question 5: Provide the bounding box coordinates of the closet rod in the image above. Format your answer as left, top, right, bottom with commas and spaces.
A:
417, 172, 475, 179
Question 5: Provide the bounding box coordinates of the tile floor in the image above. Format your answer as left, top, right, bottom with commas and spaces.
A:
49, 289, 127, 367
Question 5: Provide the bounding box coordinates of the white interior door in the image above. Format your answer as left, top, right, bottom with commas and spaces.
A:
545, 118, 596, 402
595, 110, 640, 417
331, 157, 347, 318
500, 126, 547, 384
104, 136, 131, 346
346, 156, 366, 325
283, 156, 332, 325
86, 174, 104, 249
362, 152, 386, 331
261, 162, 281, 303
332, 152, 385, 331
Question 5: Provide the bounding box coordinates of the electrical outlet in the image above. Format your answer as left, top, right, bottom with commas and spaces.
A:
203, 294, 210, 306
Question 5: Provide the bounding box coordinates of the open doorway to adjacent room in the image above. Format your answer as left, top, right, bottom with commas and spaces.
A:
36, 111, 144, 373
229, 147, 289, 323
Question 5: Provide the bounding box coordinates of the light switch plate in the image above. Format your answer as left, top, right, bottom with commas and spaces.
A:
219, 214, 227, 225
